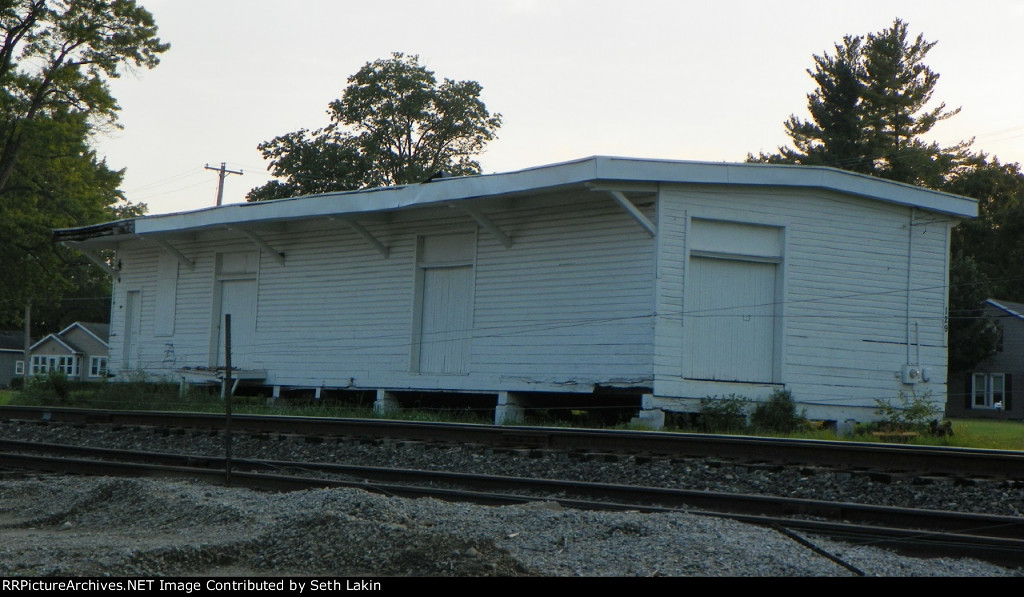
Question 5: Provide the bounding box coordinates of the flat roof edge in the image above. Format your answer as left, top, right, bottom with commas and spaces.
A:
56, 157, 979, 242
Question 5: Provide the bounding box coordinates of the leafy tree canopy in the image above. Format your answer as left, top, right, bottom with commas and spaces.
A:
0, 0, 166, 332
248, 52, 502, 201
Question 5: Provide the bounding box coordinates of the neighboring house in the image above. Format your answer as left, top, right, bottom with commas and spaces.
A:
947, 299, 1022, 420
0, 330, 26, 388
27, 322, 110, 382
53, 157, 976, 425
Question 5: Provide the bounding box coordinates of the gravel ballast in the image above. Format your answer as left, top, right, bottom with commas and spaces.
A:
0, 476, 1018, 577
1, 420, 1021, 576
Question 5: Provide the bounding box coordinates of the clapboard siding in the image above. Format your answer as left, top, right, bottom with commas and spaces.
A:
469, 193, 654, 384
103, 164, 959, 420
109, 192, 656, 391
653, 184, 950, 418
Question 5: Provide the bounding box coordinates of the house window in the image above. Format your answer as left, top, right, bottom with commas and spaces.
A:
30, 355, 52, 374
14, 360, 24, 375
30, 355, 80, 376
89, 356, 108, 378
972, 373, 1005, 409
58, 356, 79, 376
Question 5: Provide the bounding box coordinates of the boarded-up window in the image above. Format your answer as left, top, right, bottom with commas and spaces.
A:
154, 252, 179, 337
122, 290, 142, 370
684, 219, 783, 383
412, 233, 476, 374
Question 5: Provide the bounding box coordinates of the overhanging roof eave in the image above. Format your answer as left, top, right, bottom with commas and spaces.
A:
54, 156, 979, 244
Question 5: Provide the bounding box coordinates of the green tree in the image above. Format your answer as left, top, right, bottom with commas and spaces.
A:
0, 0, 168, 191
947, 156, 1024, 301
943, 156, 1024, 374
0, 108, 138, 332
0, 0, 166, 331
249, 52, 502, 201
752, 19, 968, 186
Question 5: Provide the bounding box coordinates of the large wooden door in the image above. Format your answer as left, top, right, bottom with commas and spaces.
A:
684, 257, 777, 383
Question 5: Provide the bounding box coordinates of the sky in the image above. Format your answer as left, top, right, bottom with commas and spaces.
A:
94, 0, 1024, 215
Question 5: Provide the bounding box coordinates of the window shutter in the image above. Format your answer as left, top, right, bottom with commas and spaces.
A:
1005, 374, 1013, 411
965, 374, 973, 409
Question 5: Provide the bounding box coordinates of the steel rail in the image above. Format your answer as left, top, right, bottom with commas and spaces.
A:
1, 446, 1021, 568
1, 405, 1022, 479
3, 440, 1022, 539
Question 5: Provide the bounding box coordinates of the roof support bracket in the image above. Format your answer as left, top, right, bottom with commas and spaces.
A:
63, 242, 119, 279
460, 204, 513, 248
342, 219, 389, 258
606, 190, 656, 237
228, 226, 285, 266
150, 238, 195, 270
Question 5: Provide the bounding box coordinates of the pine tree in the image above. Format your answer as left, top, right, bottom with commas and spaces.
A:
752, 19, 968, 186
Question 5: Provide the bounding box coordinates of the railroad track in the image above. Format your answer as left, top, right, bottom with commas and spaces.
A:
1, 406, 1022, 481
2, 438, 1021, 570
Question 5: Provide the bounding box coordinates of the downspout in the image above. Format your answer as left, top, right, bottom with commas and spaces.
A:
906, 208, 914, 365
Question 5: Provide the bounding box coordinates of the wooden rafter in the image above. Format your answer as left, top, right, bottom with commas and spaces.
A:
228, 226, 285, 265
460, 203, 513, 248
150, 237, 195, 270
607, 190, 656, 237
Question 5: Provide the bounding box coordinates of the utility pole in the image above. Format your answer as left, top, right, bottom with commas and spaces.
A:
204, 162, 243, 206
22, 301, 30, 378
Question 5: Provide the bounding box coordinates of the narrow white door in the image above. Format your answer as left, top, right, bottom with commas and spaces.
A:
216, 279, 257, 368
418, 265, 473, 374
122, 290, 141, 371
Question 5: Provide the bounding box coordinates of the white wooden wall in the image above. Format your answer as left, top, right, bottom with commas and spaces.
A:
108, 190, 657, 393
653, 184, 951, 419
106, 182, 952, 417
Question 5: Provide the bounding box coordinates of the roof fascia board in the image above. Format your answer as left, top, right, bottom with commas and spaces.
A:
591, 158, 977, 218
132, 158, 603, 237
74, 157, 977, 241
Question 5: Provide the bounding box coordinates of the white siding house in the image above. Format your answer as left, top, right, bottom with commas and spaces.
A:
55, 157, 976, 423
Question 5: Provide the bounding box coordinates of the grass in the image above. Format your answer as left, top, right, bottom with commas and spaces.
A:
4, 379, 1023, 450
938, 419, 1024, 451
717, 419, 1023, 451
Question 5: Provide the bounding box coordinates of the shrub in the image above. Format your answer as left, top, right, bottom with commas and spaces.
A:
20, 371, 72, 404
697, 394, 749, 432
750, 389, 806, 433
873, 390, 940, 433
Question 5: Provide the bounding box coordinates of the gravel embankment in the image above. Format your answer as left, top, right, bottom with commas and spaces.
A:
1, 420, 1021, 577
0, 476, 1019, 577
